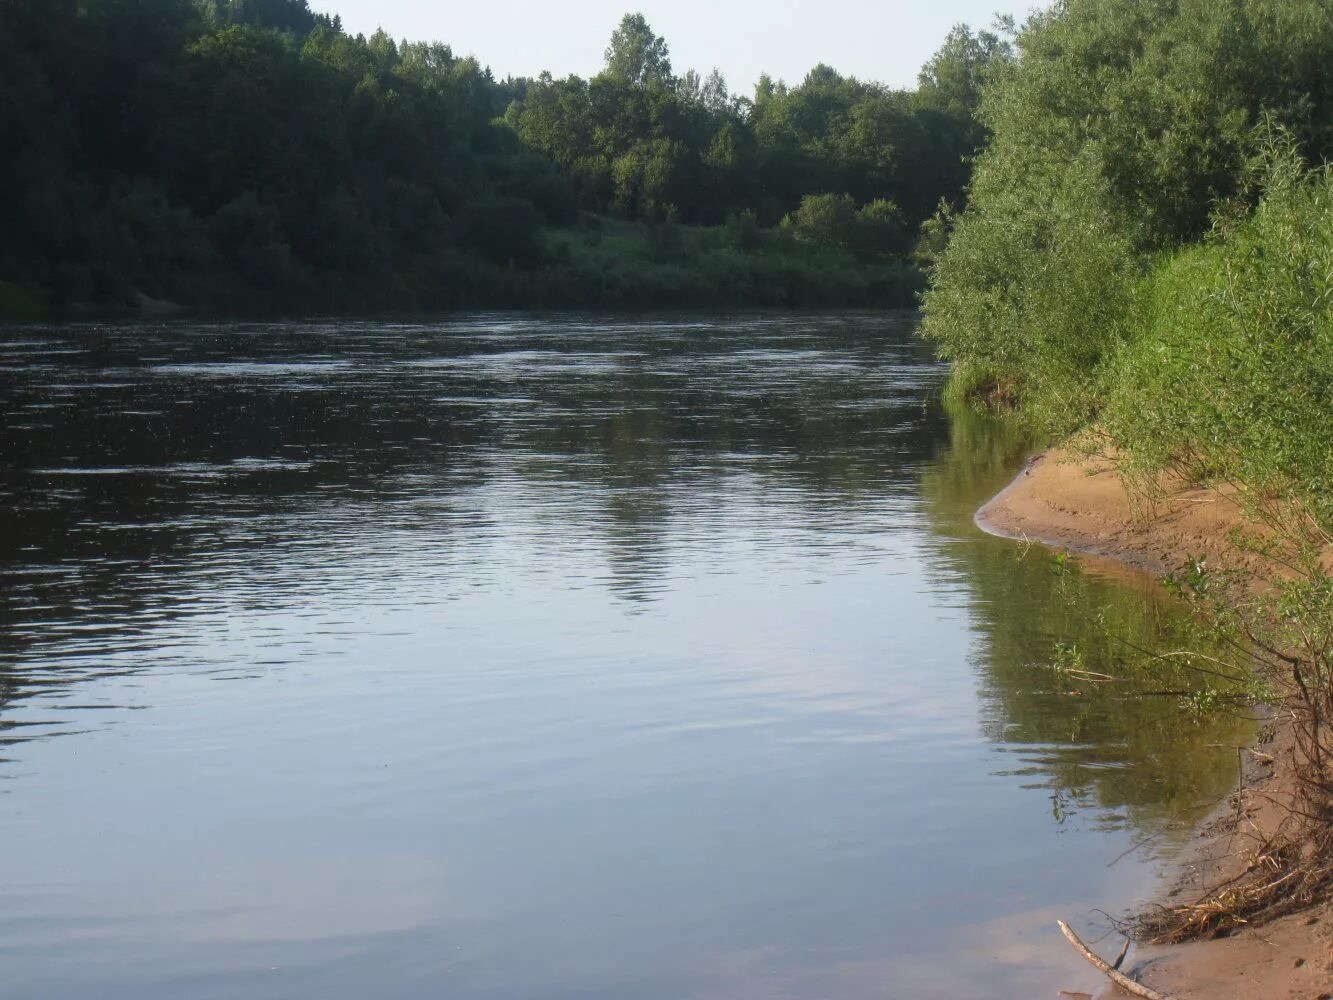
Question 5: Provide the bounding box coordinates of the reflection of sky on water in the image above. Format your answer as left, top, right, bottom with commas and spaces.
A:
0, 314, 1245, 999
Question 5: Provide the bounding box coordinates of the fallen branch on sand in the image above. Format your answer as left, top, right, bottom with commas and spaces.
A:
1057, 920, 1177, 1000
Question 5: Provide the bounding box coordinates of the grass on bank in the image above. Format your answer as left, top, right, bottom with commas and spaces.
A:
2, 212, 926, 321
535, 215, 925, 309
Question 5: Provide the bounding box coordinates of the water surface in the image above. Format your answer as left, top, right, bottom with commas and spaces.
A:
0, 314, 1249, 999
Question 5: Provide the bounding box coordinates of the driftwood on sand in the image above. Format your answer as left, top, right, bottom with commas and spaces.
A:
1057, 920, 1178, 1000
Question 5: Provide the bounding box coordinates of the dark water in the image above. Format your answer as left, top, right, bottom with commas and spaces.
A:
0, 315, 1249, 999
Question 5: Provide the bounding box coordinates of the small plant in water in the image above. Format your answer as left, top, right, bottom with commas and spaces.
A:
1162, 556, 1213, 599
1051, 641, 1085, 673
1182, 685, 1223, 718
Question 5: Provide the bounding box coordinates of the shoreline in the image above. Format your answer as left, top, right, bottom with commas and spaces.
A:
977, 449, 1332, 1000
975, 449, 1261, 578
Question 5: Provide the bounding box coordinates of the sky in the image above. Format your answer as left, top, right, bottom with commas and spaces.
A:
305, 0, 1036, 93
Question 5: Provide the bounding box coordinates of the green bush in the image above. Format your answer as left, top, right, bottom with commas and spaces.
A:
851, 199, 909, 259
782, 193, 859, 250
921, 151, 1140, 430
1105, 145, 1333, 532
920, 0, 1333, 425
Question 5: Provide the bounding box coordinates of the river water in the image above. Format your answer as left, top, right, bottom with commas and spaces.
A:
0, 314, 1249, 999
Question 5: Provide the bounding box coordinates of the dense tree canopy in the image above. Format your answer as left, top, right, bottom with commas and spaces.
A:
0, 2, 1006, 315
505, 17, 1010, 231
922, 0, 1333, 423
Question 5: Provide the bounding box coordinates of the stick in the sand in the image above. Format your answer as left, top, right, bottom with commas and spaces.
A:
1057, 921, 1177, 1000
1112, 935, 1131, 970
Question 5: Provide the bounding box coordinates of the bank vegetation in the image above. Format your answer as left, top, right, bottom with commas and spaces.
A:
922, 0, 1333, 936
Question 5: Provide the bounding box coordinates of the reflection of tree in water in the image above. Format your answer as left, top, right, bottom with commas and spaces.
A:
505, 319, 949, 602
917, 400, 1254, 840
575, 385, 674, 604
600, 490, 671, 605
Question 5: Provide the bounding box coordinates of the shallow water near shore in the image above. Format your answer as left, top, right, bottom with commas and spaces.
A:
0, 313, 1251, 999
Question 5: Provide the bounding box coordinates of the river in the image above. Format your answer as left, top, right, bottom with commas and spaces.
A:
0, 313, 1249, 999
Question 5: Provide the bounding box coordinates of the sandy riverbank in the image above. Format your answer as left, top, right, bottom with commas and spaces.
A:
977, 449, 1333, 1000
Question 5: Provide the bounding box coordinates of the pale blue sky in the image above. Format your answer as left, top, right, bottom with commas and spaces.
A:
306, 0, 1041, 93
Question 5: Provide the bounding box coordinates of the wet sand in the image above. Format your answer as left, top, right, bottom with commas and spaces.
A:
976, 449, 1333, 1000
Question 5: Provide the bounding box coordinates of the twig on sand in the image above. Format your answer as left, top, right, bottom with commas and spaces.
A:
1057, 921, 1177, 1000
1112, 935, 1132, 970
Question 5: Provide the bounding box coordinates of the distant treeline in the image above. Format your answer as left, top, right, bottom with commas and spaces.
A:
0, 0, 1009, 316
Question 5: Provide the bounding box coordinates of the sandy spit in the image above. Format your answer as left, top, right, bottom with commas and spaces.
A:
976, 449, 1333, 1000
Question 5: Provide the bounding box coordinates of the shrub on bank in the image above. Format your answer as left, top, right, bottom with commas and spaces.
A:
1104, 146, 1333, 534
921, 152, 1140, 432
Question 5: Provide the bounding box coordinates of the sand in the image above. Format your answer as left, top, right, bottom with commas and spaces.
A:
976, 449, 1333, 1000
976, 449, 1262, 578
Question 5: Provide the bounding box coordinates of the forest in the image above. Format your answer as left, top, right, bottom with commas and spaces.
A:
0, 0, 1007, 316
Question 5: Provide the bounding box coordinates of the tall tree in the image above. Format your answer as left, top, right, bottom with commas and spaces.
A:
603, 13, 673, 89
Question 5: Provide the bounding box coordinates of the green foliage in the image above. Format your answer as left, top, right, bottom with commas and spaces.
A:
0, 1, 984, 315
537, 219, 924, 308
915, 22, 1013, 121
1104, 143, 1333, 533
783, 193, 860, 249
506, 15, 1005, 230
498, 154, 580, 227
603, 13, 673, 90
851, 199, 909, 259
1050, 640, 1085, 673
923, 151, 1140, 428
781, 194, 910, 261
922, 0, 1333, 430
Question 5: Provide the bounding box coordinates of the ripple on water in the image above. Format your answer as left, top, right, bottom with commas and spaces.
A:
0, 314, 1250, 1000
